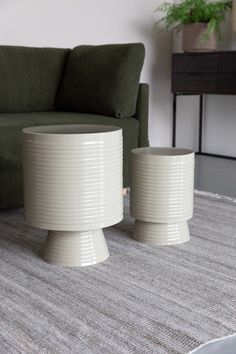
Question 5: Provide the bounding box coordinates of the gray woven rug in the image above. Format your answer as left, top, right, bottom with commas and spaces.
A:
0, 191, 236, 354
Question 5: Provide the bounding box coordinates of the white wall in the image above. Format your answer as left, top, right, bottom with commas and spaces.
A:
0, 0, 173, 147
173, 15, 236, 156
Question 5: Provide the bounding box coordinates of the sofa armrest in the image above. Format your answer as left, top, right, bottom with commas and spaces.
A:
134, 83, 149, 147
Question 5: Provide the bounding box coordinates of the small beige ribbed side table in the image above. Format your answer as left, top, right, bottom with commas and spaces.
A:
22, 124, 123, 267
130, 147, 194, 245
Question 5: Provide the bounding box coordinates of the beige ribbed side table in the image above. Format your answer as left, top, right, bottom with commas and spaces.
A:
22, 125, 123, 267
130, 147, 194, 245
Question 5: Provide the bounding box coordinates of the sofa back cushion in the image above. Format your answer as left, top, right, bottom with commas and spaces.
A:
0, 46, 70, 112
56, 43, 145, 118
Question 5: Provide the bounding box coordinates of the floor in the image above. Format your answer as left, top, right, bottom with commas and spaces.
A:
193, 334, 236, 354
195, 155, 236, 198
194, 155, 236, 353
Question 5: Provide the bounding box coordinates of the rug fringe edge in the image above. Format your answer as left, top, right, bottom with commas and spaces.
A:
194, 189, 236, 203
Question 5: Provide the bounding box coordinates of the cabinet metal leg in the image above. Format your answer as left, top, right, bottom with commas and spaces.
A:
172, 92, 236, 161
198, 95, 203, 154
172, 93, 177, 147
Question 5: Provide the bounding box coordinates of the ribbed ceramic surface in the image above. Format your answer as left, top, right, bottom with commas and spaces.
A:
131, 147, 194, 223
23, 125, 123, 231
43, 230, 109, 267
130, 147, 194, 245
133, 220, 190, 245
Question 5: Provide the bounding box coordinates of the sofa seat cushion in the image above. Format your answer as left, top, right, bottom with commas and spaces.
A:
56, 43, 145, 118
0, 112, 139, 186
0, 46, 70, 113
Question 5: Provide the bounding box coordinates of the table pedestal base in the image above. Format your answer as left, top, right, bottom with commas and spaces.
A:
43, 230, 109, 267
133, 220, 190, 245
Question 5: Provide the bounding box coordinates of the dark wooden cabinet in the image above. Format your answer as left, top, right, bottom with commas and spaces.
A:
172, 51, 236, 95
172, 72, 217, 93
171, 51, 236, 160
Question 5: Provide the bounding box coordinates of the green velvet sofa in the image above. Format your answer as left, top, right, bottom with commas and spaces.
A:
0, 43, 149, 208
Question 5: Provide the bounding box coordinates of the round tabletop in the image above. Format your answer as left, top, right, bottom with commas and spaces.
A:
23, 124, 121, 136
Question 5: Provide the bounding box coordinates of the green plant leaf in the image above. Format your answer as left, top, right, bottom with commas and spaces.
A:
154, 0, 232, 42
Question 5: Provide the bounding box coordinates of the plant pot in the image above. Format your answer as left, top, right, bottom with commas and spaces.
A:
182, 23, 217, 52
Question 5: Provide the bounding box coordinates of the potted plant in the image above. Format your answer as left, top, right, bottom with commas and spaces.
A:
155, 0, 232, 52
